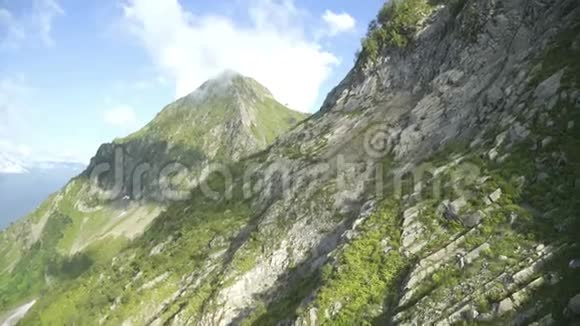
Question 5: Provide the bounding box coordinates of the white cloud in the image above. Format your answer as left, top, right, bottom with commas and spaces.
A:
121, 0, 339, 112
0, 77, 28, 138
322, 10, 356, 36
34, 0, 64, 45
104, 105, 138, 128
0, 0, 64, 49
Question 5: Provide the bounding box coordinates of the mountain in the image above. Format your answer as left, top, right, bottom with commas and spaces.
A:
5, 0, 580, 325
84, 70, 307, 202
0, 161, 85, 230
0, 72, 307, 316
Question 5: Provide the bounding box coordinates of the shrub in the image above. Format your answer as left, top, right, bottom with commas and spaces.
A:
358, 0, 435, 63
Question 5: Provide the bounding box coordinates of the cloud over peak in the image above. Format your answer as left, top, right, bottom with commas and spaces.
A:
122, 0, 340, 112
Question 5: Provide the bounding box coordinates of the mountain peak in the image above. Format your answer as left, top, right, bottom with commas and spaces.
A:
189, 70, 273, 103
117, 72, 306, 161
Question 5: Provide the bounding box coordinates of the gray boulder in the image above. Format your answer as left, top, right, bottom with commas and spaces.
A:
496, 298, 515, 316
541, 136, 553, 148
508, 122, 530, 144
460, 211, 485, 228
442, 197, 467, 221
484, 189, 502, 205
568, 294, 580, 315
534, 70, 564, 107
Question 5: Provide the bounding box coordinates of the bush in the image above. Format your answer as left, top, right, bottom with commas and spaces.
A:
358, 0, 435, 63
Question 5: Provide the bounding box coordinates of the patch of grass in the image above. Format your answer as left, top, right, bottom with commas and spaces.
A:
307, 200, 407, 324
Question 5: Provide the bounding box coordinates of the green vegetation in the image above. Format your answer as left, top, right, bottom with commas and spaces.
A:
357, 0, 471, 63
359, 0, 435, 62
20, 162, 256, 325
251, 96, 306, 144
0, 212, 96, 310
313, 200, 406, 324
118, 73, 306, 160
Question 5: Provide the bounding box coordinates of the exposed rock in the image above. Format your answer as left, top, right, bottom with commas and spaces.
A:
495, 131, 508, 147
150, 236, 173, 256
509, 212, 518, 225
541, 137, 553, 148
569, 121, 575, 130
537, 172, 549, 183
328, 301, 342, 318
484, 189, 502, 205
464, 242, 490, 265
381, 238, 393, 254
444, 197, 467, 220
140, 272, 169, 291
399, 228, 481, 306
570, 259, 580, 269
460, 211, 485, 228
511, 277, 546, 307
461, 306, 479, 321
487, 85, 504, 106
508, 122, 530, 144
512, 246, 559, 286
568, 294, 580, 315
534, 70, 564, 107
208, 235, 225, 249
403, 206, 419, 226
359, 200, 376, 219
496, 297, 515, 316
488, 148, 499, 161
309, 308, 318, 325
0, 300, 37, 326
436, 199, 450, 215
402, 223, 424, 248
477, 176, 491, 185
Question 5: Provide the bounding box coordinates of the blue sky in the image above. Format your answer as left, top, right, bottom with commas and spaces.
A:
0, 0, 384, 164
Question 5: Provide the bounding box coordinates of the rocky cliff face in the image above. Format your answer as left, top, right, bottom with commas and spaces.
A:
12, 0, 580, 325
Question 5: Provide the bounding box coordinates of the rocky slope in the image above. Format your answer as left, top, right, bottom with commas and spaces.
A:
0, 72, 306, 316
10, 0, 580, 325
